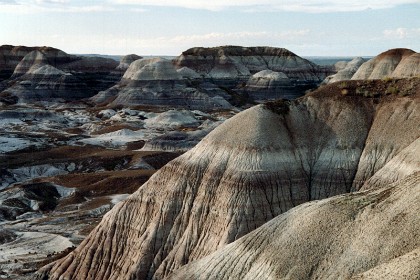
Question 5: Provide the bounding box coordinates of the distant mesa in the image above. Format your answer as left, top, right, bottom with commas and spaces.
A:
37, 77, 420, 280
116, 54, 143, 71
175, 46, 328, 82
0, 45, 119, 103
92, 57, 233, 110
93, 46, 332, 109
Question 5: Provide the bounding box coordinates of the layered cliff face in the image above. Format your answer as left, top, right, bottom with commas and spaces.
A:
174, 46, 328, 82
173, 46, 331, 100
352, 48, 418, 80
93, 46, 332, 109
92, 58, 233, 110
0, 45, 40, 81
169, 171, 420, 280
0, 45, 119, 103
37, 77, 419, 280
244, 70, 294, 100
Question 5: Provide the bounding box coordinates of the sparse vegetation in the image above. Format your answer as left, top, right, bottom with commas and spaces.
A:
385, 86, 399, 95
264, 99, 291, 115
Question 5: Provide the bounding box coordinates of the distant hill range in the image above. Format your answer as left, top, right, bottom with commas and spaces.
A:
1, 45, 334, 108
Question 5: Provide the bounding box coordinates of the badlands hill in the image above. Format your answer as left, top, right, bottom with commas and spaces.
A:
116, 54, 143, 71
0, 45, 119, 103
323, 48, 420, 83
92, 46, 332, 109
37, 77, 419, 280
352, 48, 419, 80
323, 57, 366, 84
169, 171, 420, 280
174, 46, 328, 82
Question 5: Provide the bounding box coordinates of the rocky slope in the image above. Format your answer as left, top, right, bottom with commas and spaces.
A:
0, 45, 41, 81
323, 57, 366, 83
323, 48, 419, 84
92, 58, 233, 110
0, 45, 119, 103
244, 70, 294, 101
352, 48, 419, 80
37, 77, 419, 280
169, 171, 420, 280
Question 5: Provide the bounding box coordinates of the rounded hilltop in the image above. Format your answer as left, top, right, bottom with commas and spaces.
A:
352, 48, 419, 80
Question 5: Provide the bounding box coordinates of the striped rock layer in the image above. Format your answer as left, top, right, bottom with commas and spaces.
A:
38, 79, 419, 280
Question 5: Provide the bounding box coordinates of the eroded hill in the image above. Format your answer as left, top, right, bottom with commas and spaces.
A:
36, 77, 419, 280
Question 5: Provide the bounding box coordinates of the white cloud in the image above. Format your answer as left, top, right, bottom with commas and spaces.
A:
0, 0, 17, 4
21, 30, 312, 55
112, 0, 420, 12
35, 0, 70, 4
0, 0, 115, 13
4, 0, 418, 13
164, 30, 310, 44
383, 27, 420, 39
9, 28, 312, 53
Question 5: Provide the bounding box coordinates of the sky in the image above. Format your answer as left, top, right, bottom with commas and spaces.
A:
0, 0, 419, 56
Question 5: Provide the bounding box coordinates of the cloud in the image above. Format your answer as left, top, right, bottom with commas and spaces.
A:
0, 0, 17, 4
383, 27, 420, 39
0, 0, 116, 13
64, 30, 312, 54
35, 0, 70, 4
111, 0, 420, 12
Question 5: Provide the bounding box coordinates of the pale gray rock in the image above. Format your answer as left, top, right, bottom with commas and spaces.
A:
173, 46, 330, 83
142, 121, 221, 152
352, 48, 417, 80
324, 57, 366, 83
176, 67, 201, 79
360, 138, 420, 191
245, 69, 293, 100
169, 172, 420, 280
124, 59, 182, 81
143, 110, 200, 129
352, 94, 420, 190
116, 54, 143, 71
94, 58, 233, 110
334, 60, 349, 71
391, 52, 420, 78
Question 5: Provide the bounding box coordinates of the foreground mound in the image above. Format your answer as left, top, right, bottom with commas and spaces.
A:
37, 78, 419, 279
169, 172, 420, 280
